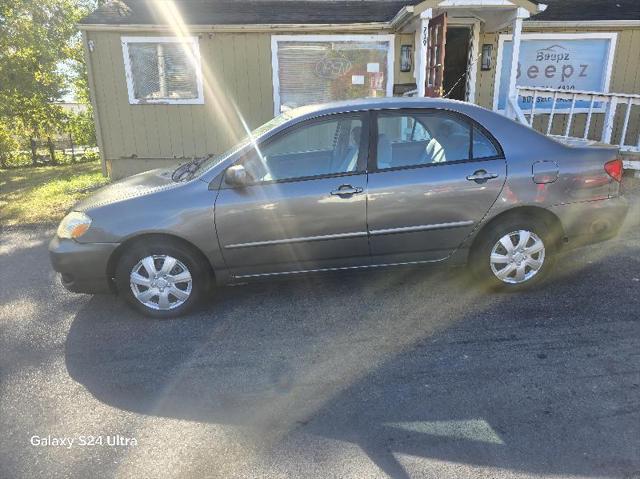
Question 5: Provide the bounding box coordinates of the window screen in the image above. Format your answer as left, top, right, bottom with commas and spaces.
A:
274, 37, 392, 113
124, 38, 202, 104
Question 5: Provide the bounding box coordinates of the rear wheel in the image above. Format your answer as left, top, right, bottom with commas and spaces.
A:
471, 217, 556, 291
115, 239, 210, 318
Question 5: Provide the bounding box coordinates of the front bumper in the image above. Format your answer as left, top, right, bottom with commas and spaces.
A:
49, 236, 119, 294
550, 195, 629, 248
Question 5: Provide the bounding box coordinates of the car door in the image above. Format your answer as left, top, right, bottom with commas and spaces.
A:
367, 109, 506, 264
215, 112, 370, 278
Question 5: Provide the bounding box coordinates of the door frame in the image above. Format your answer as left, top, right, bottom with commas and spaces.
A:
365, 106, 507, 264
215, 110, 373, 277
442, 25, 473, 101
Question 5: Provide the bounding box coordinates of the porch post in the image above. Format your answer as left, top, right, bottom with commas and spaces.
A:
416, 9, 432, 97
506, 8, 529, 118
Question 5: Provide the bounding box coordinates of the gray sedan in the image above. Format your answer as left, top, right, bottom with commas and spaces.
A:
50, 98, 628, 318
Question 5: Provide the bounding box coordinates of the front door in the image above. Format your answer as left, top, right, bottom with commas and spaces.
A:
368, 109, 506, 264
426, 13, 447, 97
215, 113, 370, 278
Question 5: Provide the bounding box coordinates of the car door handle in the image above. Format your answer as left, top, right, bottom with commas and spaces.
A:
466, 170, 499, 183
330, 184, 363, 197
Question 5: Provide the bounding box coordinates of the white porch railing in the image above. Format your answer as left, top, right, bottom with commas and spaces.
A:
513, 86, 640, 154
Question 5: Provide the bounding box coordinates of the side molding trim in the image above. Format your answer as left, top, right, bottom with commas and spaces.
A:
369, 220, 474, 236
225, 231, 368, 249
233, 256, 449, 279
225, 220, 474, 249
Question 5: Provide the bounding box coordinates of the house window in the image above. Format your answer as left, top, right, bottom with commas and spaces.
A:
121, 36, 204, 105
271, 35, 395, 115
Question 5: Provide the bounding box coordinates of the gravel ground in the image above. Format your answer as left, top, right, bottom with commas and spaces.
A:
1, 180, 639, 479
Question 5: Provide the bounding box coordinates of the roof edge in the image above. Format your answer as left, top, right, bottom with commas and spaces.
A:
526, 19, 640, 28
77, 21, 393, 33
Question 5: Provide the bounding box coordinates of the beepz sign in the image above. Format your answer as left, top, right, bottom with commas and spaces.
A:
496, 34, 616, 111
520, 45, 588, 83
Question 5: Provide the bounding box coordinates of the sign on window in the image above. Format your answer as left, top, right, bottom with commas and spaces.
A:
272, 36, 394, 114
495, 34, 617, 111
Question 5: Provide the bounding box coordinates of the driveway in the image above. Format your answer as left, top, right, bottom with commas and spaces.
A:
1, 187, 640, 479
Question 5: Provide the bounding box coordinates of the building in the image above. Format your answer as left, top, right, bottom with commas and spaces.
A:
78, 0, 640, 178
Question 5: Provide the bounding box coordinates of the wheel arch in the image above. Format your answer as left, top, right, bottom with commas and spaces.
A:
469, 206, 566, 260
106, 233, 215, 293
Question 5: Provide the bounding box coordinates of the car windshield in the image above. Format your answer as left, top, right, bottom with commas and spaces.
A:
181, 111, 296, 179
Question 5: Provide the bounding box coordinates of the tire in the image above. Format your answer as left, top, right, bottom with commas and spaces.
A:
115, 238, 211, 318
470, 216, 557, 291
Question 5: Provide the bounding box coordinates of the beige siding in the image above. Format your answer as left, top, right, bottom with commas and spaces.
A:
87, 30, 277, 177
88, 29, 402, 178
394, 33, 415, 85
474, 26, 640, 145
88, 24, 639, 179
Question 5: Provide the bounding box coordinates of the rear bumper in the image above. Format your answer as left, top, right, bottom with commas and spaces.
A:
49, 236, 118, 294
550, 196, 629, 248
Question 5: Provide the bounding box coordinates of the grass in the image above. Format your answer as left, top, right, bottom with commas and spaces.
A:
0, 161, 110, 226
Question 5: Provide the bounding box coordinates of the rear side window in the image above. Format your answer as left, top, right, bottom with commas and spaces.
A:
473, 125, 499, 159
376, 111, 470, 169
375, 110, 501, 170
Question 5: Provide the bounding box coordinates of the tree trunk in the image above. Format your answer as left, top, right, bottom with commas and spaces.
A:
47, 137, 56, 164
30, 138, 37, 166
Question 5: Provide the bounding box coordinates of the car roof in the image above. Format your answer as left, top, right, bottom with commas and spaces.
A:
282, 97, 480, 122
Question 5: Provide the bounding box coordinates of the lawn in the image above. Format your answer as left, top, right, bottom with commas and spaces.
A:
0, 161, 110, 226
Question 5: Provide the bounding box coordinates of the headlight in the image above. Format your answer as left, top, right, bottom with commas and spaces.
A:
57, 212, 92, 239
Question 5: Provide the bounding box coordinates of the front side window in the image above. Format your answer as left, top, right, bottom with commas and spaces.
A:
122, 36, 204, 104
241, 115, 364, 183
376, 111, 500, 170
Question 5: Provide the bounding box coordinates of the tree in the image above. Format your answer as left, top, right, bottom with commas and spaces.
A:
65, 109, 96, 146
0, 0, 95, 139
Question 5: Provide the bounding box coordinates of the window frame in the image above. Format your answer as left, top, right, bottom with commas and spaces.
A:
121, 36, 205, 105
270, 34, 395, 116
369, 108, 504, 173
223, 112, 370, 188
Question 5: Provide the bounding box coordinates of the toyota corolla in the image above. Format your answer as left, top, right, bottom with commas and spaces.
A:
49, 98, 628, 318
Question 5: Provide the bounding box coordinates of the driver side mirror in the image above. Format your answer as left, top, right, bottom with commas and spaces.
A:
225, 164, 251, 187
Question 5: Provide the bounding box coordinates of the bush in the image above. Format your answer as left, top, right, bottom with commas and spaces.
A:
2, 151, 32, 168
80, 150, 100, 162
66, 110, 97, 147
0, 123, 20, 168
0, 148, 100, 169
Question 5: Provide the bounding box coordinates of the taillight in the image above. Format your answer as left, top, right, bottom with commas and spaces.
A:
604, 158, 623, 182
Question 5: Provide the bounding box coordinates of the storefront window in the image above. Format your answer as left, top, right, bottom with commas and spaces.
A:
272, 35, 394, 114
494, 33, 617, 112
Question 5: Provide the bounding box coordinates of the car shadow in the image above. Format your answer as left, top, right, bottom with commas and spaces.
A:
65, 245, 640, 478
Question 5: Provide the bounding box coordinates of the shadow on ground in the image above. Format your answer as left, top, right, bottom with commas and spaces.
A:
65, 228, 640, 478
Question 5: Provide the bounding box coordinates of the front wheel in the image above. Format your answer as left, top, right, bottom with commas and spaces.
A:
115, 239, 210, 318
470, 218, 557, 291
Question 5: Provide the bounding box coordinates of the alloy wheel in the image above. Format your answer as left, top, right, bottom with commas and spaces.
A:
129, 255, 193, 310
489, 230, 546, 284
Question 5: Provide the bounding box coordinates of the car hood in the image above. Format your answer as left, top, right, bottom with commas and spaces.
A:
73, 168, 179, 211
